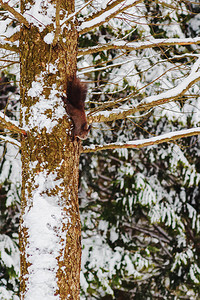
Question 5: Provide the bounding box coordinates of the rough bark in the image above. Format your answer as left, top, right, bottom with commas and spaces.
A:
19, 0, 81, 298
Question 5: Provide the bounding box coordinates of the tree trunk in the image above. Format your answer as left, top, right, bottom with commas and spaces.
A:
19, 1, 81, 298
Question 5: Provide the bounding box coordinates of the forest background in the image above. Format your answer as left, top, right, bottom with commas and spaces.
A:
0, 0, 200, 299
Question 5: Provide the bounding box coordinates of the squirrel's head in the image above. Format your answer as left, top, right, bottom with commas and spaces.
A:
76, 124, 91, 140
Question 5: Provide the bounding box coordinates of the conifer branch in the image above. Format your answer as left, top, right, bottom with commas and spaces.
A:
0, 0, 30, 28
82, 128, 200, 153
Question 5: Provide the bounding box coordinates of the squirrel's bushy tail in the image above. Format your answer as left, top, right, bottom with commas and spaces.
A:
67, 78, 87, 109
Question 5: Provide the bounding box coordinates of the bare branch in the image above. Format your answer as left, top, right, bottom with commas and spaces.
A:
0, 112, 26, 135
123, 223, 171, 244
79, 0, 143, 35
88, 58, 200, 124
0, 59, 18, 63
82, 127, 200, 153
0, 0, 30, 28
78, 37, 200, 56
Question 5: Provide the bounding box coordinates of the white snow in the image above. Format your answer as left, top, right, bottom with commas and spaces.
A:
80, 0, 136, 31
0, 135, 21, 147
22, 70, 66, 134
22, 168, 70, 300
23, 0, 56, 31
44, 32, 55, 44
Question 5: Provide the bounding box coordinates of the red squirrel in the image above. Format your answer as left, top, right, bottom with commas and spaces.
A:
62, 77, 91, 141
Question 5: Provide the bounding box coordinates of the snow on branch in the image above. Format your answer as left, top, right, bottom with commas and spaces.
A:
0, 0, 30, 28
0, 134, 21, 147
61, 0, 93, 26
78, 37, 200, 56
88, 57, 200, 124
0, 38, 19, 52
0, 112, 26, 136
82, 127, 200, 153
79, 0, 143, 35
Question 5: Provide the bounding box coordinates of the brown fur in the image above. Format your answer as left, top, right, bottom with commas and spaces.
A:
62, 78, 91, 140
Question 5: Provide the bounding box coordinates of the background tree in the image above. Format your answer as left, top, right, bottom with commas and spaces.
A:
0, 73, 20, 299
0, 0, 200, 299
78, 0, 200, 299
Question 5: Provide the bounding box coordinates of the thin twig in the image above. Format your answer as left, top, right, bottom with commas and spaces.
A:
88, 60, 200, 124
61, 0, 93, 27
79, 0, 143, 35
